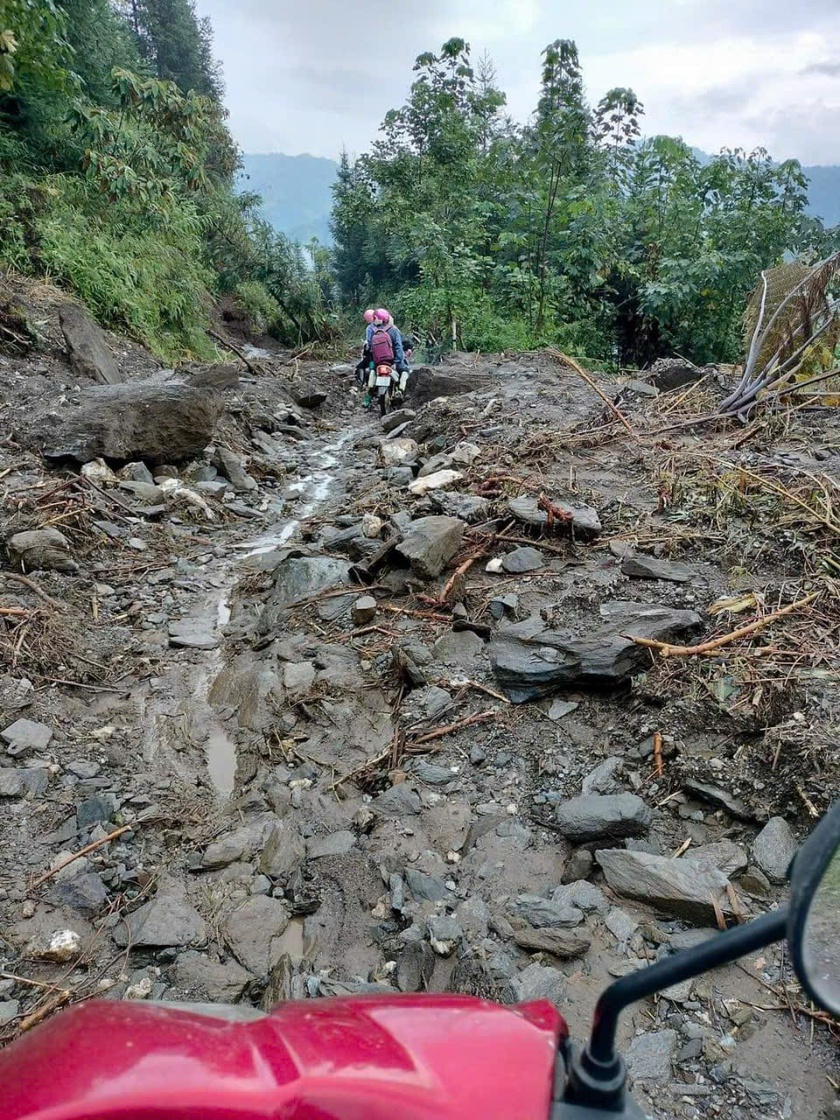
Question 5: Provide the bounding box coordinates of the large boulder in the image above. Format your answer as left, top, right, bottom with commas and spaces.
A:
595, 849, 735, 924
396, 516, 465, 579
59, 303, 120, 385
488, 601, 702, 702
406, 367, 491, 406
25, 380, 223, 465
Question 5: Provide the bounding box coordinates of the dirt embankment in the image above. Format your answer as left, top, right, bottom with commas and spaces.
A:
0, 287, 838, 1118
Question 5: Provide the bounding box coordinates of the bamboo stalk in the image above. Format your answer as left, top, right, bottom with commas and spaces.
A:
547, 349, 640, 441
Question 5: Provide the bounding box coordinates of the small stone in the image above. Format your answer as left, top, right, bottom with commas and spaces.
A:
408, 469, 464, 496
380, 437, 419, 467
0, 767, 49, 797
362, 513, 384, 538
1, 718, 53, 757
7, 528, 78, 573
119, 461, 155, 485
127, 537, 148, 551
373, 784, 421, 817
684, 780, 752, 821
214, 446, 258, 492
621, 555, 692, 583
308, 831, 356, 859
501, 546, 544, 574
427, 914, 462, 955
52, 871, 109, 914
396, 940, 436, 992
553, 881, 608, 914
125, 976, 153, 1000
0, 1000, 19, 1026
515, 962, 566, 1005
554, 793, 651, 843
396, 516, 466, 579
351, 596, 377, 625
581, 757, 621, 795
76, 793, 118, 830
489, 593, 519, 621
688, 839, 749, 877
118, 480, 165, 504
739, 865, 772, 898
605, 907, 639, 945
405, 868, 450, 902
222, 896, 290, 980
382, 408, 416, 433
174, 951, 253, 1002
562, 848, 594, 883
27, 929, 83, 962
168, 619, 218, 650
548, 699, 578, 722
511, 895, 584, 929
513, 927, 591, 959
626, 1030, 677, 1082
596, 849, 734, 924
113, 893, 206, 948
752, 817, 798, 883
283, 661, 315, 696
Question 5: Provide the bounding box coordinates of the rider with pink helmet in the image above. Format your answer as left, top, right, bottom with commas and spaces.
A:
361, 307, 408, 407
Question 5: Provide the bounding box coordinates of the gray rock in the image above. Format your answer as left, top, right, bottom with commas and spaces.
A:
418, 453, 453, 478
739, 866, 772, 898
669, 928, 718, 951
554, 794, 651, 843
168, 618, 219, 650
29, 380, 222, 465
489, 593, 520, 621
410, 760, 455, 786
0, 675, 34, 713
683, 780, 753, 821
752, 817, 798, 883
596, 849, 734, 924
432, 492, 491, 523
427, 914, 463, 955
396, 940, 437, 992
2, 718, 53, 757
59, 303, 120, 384
548, 699, 578, 722
52, 871, 108, 914
621, 555, 693, 583
351, 596, 377, 625
455, 896, 490, 940
173, 951, 253, 1001
258, 819, 305, 880
259, 556, 353, 634
77, 793, 119, 830
515, 962, 566, 1005
199, 817, 276, 869
120, 461, 155, 484
7, 529, 77, 574
562, 848, 594, 883
405, 868, 450, 903
552, 881, 609, 914
393, 640, 433, 686
213, 446, 257, 492
196, 480, 229, 498
382, 408, 416, 433
0, 1000, 19, 1026
432, 629, 484, 667
626, 1031, 676, 1082
489, 602, 702, 702
511, 895, 584, 929
114, 893, 207, 947
66, 759, 100, 779
373, 784, 421, 817
605, 907, 639, 944
283, 661, 315, 695
396, 516, 466, 579
581, 757, 622, 795
648, 357, 704, 392
0, 767, 49, 797
508, 496, 601, 540
308, 831, 356, 859
118, 480, 165, 504
688, 839, 749, 877
223, 896, 290, 980
513, 926, 591, 959
501, 546, 545, 574
290, 384, 327, 409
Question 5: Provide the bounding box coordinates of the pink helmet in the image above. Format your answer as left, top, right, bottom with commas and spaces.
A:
375, 307, 391, 324
363, 309, 375, 324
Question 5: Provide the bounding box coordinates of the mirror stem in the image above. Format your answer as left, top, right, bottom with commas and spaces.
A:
589, 905, 789, 1065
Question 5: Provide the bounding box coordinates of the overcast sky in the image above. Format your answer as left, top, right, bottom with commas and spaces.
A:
195, 0, 840, 166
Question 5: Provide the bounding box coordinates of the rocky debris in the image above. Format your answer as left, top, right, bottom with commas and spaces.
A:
489, 602, 702, 701
621, 555, 693, 583
626, 1029, 677, 1081
1, 718, 53, 757
213, 446, 257, 492
395, 516, 465, 579
515, 962, 566, 1005
647, 357, 705, 392
490, 593, 520, 621
596, 849, 734, 924
408, 469, 463, 496
173, 952, 253, 1002
28, 380, 223, 465
581, 757, 621, 795
405, 868, 449, 903
58, 303, 120, 385
501, 546, 544, 574
198, 816, 276, 870
0, 1001, 19, 1026
396, 941, 437, 992
432, 629, 484, 667
283, 661, 315, 695
553, 881, 609, 915
562, 849, 594, 883
431, 492, 491, 523
418, 454, 453, 478
7, 528, 78, 574
380, 438, 419, 467
511, 895, 584, 929
382, 408, 416, 433
51, 871, 108, 914
290, 384, 327, 409
508, 495, 601, 541
223, 896, 290, 980
0, 675, 34, 712
258, 556, 353, 634
114, 892, 207, 948
450, 441, 480, 466
406, 367, 491, 405
168, 618, 219, 650
0, 767, 50, 797
752, 817, 798, 883
362, 514, 383, 538
605, 907, 639, 945
554, 794, 652, 843
118, 480, 165, 504
258, 818, 305, 880
27, 929, 83, 963
513, 926, 591, 959
351, 596, 377, 625
76, 792, 119, 830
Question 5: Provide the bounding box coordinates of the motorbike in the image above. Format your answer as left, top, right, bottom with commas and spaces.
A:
367, 360, 408, 417
1, 801, 838, 1120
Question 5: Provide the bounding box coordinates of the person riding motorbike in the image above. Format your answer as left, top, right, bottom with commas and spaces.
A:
362, 308, 408, 408
354, 309, 376, 389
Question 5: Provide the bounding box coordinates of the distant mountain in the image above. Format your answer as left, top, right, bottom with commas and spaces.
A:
240, 151, 840, 246
238, 153, 338, 244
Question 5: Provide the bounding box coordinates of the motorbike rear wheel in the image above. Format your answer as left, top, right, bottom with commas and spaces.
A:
379, 388, 389, 417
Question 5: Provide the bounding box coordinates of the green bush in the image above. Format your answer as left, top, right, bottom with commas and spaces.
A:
233, 279, 281, 335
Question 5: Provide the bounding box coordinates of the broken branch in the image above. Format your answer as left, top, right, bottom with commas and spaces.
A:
408, 708, 499, 746
30, 825, 133, 890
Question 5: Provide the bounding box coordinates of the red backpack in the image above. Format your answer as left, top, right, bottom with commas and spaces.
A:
370, 326, 395, 365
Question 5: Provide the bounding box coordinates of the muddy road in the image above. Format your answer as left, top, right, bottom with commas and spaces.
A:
0, 301, 838, 1118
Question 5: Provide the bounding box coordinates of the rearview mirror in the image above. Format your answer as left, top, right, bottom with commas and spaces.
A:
788, 800, 840, 1018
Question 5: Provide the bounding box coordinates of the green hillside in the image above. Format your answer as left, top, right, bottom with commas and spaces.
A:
238, 153, 337, 244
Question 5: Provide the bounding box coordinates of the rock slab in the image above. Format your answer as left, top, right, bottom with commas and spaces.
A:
596, 849, 734, 924
554, 794, 652, 843
396, 517, 465, 579
59, 303, 120, 385
752, 817, 798, 883
7, 529, 77, 574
